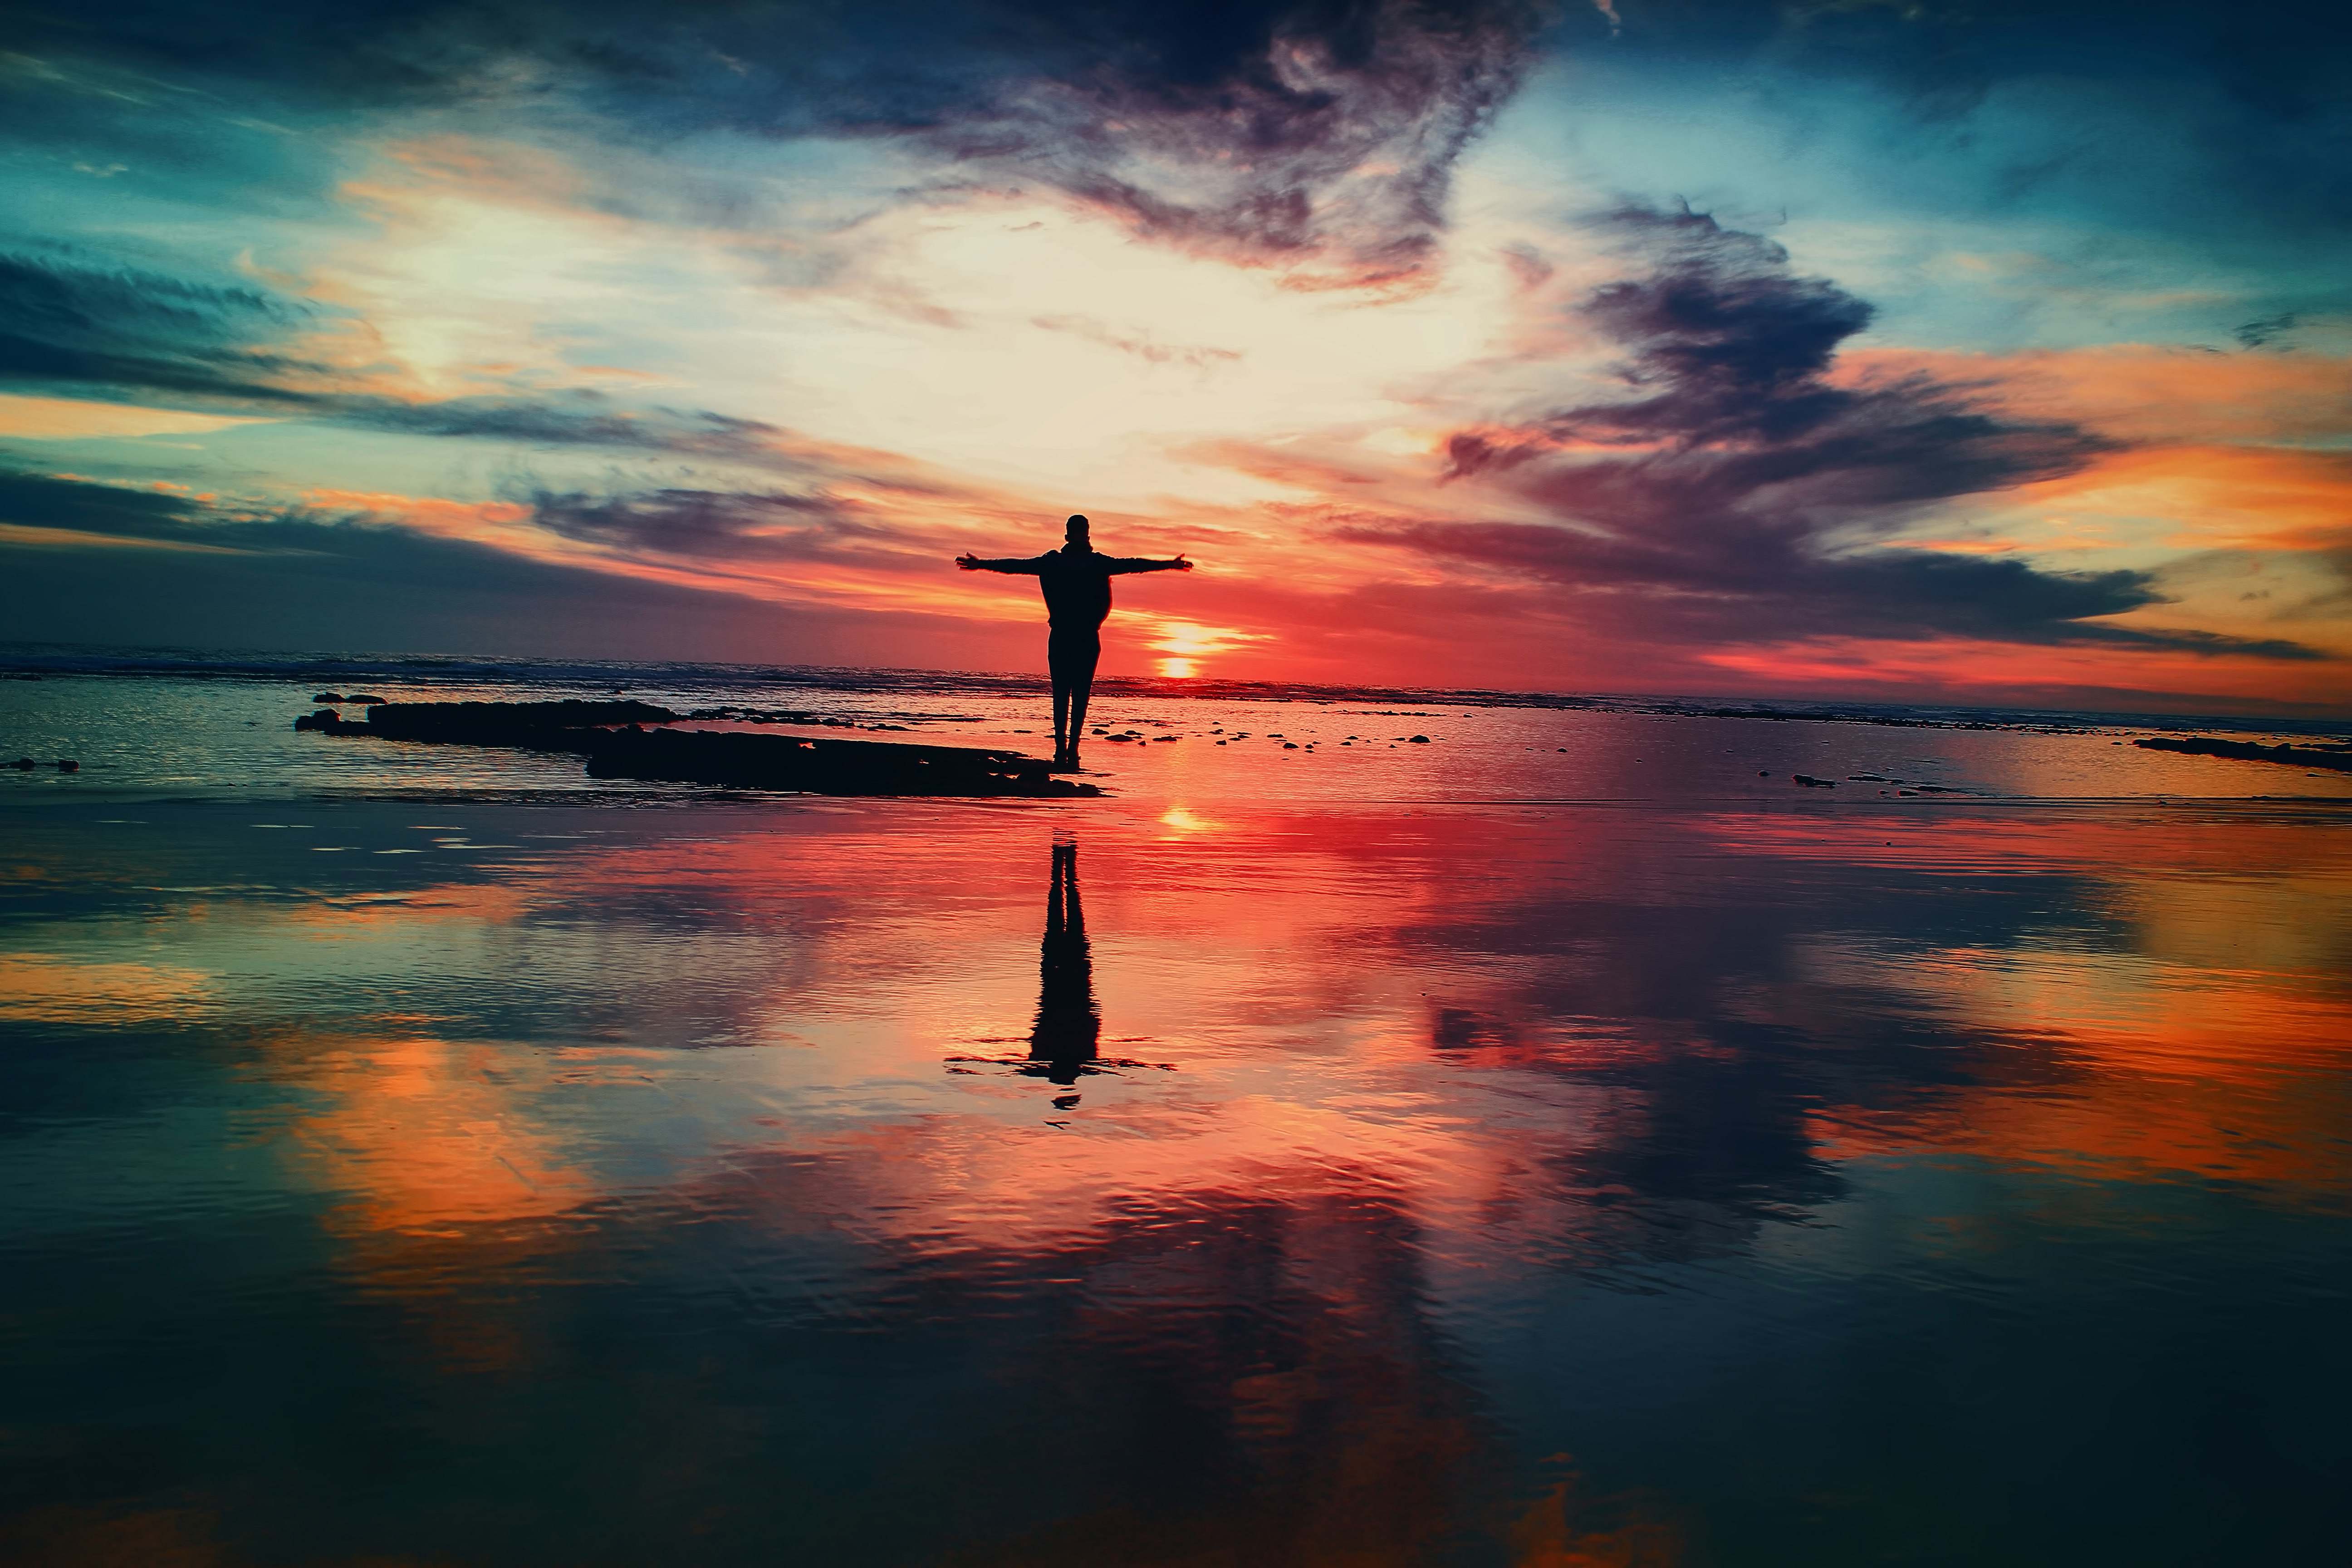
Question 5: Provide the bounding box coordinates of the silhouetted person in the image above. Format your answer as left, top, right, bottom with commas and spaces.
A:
957, 514, 1193, 767
1027, 841, 1099, 1088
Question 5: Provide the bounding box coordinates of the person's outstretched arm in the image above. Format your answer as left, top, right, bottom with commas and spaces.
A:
956, 553, 1050, 573
1104, 554, 1193, 575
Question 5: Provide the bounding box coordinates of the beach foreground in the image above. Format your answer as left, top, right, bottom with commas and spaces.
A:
5, 765, 2349, 1564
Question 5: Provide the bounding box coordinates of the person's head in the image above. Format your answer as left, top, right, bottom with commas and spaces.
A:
1064, 514, 1091, 551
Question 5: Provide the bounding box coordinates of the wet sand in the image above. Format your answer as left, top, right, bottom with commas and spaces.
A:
5, 784, 2349, 1564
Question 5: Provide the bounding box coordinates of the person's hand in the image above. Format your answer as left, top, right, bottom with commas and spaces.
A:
956, 554, 981, 570
1173, 555, 1193, 571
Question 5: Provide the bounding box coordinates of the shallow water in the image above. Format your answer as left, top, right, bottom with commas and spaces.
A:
4, 673, 2350, 1564
4, 668, 2350, 804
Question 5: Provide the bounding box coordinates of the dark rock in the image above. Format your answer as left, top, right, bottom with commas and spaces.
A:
296, 699, 1095, 798
55, 759, 77, 772
1409, 734, 1430, 743
345, 693, 388, 706
1793, 774, 1837, 788
311, 691, 345, 704
352, 699, 680, 744
583, 729, 1098, 798
1758, 770, 1771, 777
2136, 735, 2352, 773
9, 757, 33, 770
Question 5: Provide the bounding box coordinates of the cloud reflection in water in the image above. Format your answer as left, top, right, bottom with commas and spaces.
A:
1, 797, 2347, 1563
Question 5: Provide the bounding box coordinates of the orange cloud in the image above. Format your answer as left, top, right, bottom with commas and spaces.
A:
1839, 344, 2352, 446
0, 393, 270, 441
2014, 443, 2352, 553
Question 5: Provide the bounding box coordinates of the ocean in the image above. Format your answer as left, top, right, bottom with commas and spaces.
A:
3, 647, 2348, 1565
4, 645, 2350, 805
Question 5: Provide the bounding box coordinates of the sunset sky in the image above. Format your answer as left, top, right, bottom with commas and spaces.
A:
2, 0, 2348, 712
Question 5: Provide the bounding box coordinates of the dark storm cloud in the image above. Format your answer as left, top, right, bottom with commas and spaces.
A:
24, 0, 2343, 119
0, 466, 223, 540
908, 0, 1546, 282
351, 397, 816, 468
0, 466, 862, 569
1446, 206, 2099, 474
0, 1, 1547, 283
0, 466, 489, 563
2, 437, 941, 603
0, 249, 331, 405
525, 485, 913, 566
0, 466, 993, 664
0, 468, 793, 658
1346, 517, 2322, 658
1377, 206, 2324, 659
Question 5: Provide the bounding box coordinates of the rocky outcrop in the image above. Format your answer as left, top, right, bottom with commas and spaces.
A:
294, 700, 1096, 797
295, 699, 675, 740
582, 728, 1096, 797
2136, 736, 2352, 773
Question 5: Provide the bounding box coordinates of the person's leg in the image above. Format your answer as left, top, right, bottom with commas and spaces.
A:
1047, 627, 1074, 761
1065, 632, 1101, 756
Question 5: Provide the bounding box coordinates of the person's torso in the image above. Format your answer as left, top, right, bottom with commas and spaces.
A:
1037, 549, 1114, 627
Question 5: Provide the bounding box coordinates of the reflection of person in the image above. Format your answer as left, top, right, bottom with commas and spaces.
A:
1028, 841, 1099, 1088
957, 514, 1193, 769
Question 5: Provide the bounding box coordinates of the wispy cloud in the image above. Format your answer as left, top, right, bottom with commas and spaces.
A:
1030, 314, 1242, 368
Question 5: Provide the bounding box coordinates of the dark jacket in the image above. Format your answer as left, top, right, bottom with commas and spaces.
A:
970, 547, 1181, 629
